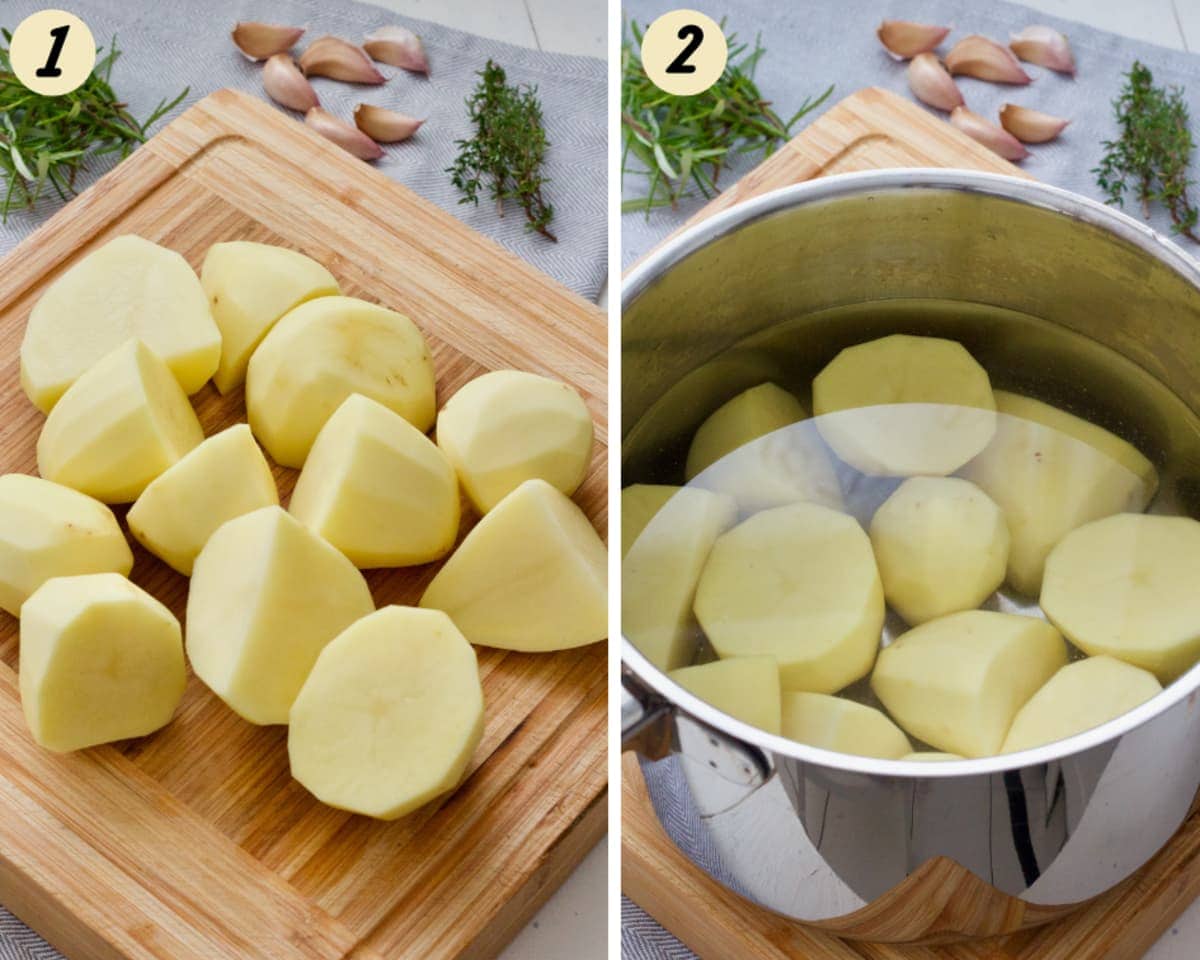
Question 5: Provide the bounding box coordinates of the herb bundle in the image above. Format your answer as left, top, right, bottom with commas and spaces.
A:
448, 60, 556, 241
1095, 61, 1198, 242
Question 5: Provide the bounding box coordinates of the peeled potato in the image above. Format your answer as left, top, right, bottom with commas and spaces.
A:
436, 370, 593, 513
37, 339, 204, 503
621, 484, 681, 557
420, 479, 606, 651
871, 610, 1067, 757
694, 502, 884, 693
21, 235, 220, 412
0, 475, 132, 616
869, 477, 1009, 625
962, 391, 1157, 595
288, 606, 484, 820
812, 334, 996, 476
246, 296, 435, 468
1041, 514, 1200, 682
902, 752, 963, 762
20, 573, 185, 752
668, 656, 781, 734
623, 487, 736, 671
1002, 656, 1161, 754
187, 506, 374, 724
290, 394, 459, 567
201, 241, 339, 394
781, 692, 911, 758
685, 383, 807, 478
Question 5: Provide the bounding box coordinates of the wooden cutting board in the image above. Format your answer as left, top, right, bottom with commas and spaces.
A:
622, 86, 1200, 958
0, 88, 606, 960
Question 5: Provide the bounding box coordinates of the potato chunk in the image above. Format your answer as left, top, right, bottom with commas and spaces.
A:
1041, 514, 1200, 681
436, 370, 593, 513
624, 487, 736, 671
685, 383, 807, 478
694, 502, 884, 693
127, 424, 278, 575
667, 657, 781, 734
0, 475, 132, 615
201, 241, 339, 394
37, 339, 204, 503
961, 391, 1156, 595
1002, 656, 1161, 754
21, 235, 220, 412
869, 477, 1009, 625
20, 573, 185, 752
290, 394, 459, 567
289, 606, 483, 820
187, 506, 374, 724
781, 692, 911, 758
902, 752, 963, 761
246, 296, 435, 468
621, 484, 680, 557
871, 611, 1067, 757
812, 334, 996, 476
420, 479, 606, 651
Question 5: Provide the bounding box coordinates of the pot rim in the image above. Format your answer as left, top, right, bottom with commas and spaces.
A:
620, 168, 1200, 779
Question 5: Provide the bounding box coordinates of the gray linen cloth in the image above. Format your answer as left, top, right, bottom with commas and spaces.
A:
620, 0, 1200, 956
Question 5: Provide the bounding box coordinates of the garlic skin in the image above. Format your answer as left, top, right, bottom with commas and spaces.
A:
299, 36, 386, 85
305, 107, 385, 160
907, 53, 964, 111
232, 22, 305, 61
363, 26, 430, 75
354, 104, 424, 142
262, 55, 319, 112
1010, 25, 1076, 76
999, 103, 1069, 143
877, 20, 951, 60
945, 34, 1032, 85
951, 106, 1030, 161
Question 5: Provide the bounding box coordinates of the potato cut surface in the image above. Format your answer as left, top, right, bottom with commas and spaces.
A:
20, 573, 185, 752
290, 394, 459, 567
685, 383, 807, 479
623, 487, 736, 672
436, 370, 593, 513
667, 656, 781, 734
187, 506, 374, 724
621, 484, 681, 557
1002, 656, 1161, 753
0, 474, 132, 615
1041, 514, 1200, 681
37, 339, 204, 503
812, 334, 996, 476
869, 476, 1009, 625
127, 424, 278, 575
781, 692, 911, 758
694, 502, 884, 693
246, 296, 435, 468
202, 241, 339, 394
21, 235, 220, 412
871, 610, 1067, 757
289, 606, 484, 820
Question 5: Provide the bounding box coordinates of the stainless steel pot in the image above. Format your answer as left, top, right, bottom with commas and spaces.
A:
621, 170, 1200, 943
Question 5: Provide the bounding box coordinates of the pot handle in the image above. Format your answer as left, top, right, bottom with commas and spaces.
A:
621, 668, 673, 759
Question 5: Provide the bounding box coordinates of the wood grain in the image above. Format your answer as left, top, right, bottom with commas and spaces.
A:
0, 89, 606, 960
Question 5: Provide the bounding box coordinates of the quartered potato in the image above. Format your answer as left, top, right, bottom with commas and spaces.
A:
21, 235, 221, 412
0, 474, 132, 616
902, 752, 963, 762
668, 656, 781, 735
621, 484, 681, 557
782, 692, 911, 758
1041, 514, 1200, 682
685, 382, 807, 478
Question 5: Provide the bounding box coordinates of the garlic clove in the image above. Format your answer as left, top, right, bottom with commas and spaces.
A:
945, 34, 1032, 84
353, 104, 424, 142
999, 103, 1070, 143
232, 21, 305, 61
907, 53, 964, 111
951, 106, 1030, 161
1010, 25, 1076, 76
298, 36, 386, 85
305, 107, 385, 160
877, 19, 951, 60
262, 54, 319, 112
363, 25, 430, 75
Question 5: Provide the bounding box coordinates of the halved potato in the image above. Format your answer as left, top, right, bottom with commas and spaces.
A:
621, 484, 681, 557
781, 692, 911, 758
685, 383, 807, 479
21, 235, 220, 412
668, 656, 781, 734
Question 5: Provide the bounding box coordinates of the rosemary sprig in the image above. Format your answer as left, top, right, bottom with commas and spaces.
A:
448, 60, 556, 241
1094, 61, 1198, 242
622, 20, 832, 214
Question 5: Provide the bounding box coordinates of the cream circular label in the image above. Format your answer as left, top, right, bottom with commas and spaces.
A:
639, 10, 728, 97
9, 10, 97, 96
